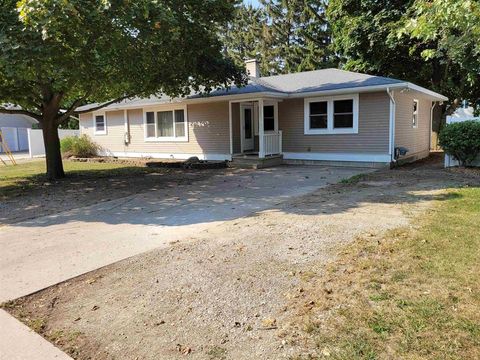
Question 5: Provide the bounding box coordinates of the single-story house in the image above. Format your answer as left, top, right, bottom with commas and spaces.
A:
77, 60, 447, 168
0, 110, 38, 153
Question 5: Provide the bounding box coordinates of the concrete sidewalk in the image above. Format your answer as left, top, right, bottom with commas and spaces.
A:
0, 165, 368, 359
0, 310, 72, 360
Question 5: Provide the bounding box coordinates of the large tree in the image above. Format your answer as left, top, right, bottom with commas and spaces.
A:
0, 0, 246, 179
221, 5, 275, 76
327, 0, 480, 108
222, 1, 337, 76
262, 0, 336, 74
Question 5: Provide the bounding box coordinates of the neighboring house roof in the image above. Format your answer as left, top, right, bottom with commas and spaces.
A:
77, 68, 448, 112
451, 106, 475, 118
0, 113, 38, 128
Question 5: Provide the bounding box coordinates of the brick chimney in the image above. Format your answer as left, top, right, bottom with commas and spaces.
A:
245, 59, 260, 78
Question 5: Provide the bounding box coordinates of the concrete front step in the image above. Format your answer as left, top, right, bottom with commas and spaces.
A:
230, 154, 283, 169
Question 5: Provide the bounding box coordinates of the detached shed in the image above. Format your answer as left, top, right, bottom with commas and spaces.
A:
0, 113, 38, 153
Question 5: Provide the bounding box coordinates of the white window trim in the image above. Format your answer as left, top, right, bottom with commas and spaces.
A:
143, 105, 189, 142
93, 111, 107, 135
304, 94, 359, 135
412, 99, 419, 129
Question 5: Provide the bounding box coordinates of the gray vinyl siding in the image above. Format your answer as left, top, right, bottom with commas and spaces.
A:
279, 92, 390, 154
394, 90, 431, 159
79, 102, 231, 156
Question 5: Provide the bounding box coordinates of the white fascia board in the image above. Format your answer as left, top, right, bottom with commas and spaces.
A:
405, 83, 448, 101
82, 92, 287, 113
183, 92, 286, 104
290, 82, 448, 102
288, 83, 409, 98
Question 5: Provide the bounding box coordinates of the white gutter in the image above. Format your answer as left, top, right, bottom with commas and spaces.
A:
288, 82, 448, 101
79, 92, 286, 112
183, 92, 286, 104
387, 88, 396, 162
407, 83, 448, 102
288, 83, 407, 99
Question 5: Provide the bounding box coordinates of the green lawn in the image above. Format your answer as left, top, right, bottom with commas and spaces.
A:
294, 187, 480, 360
0, 159, 154, 199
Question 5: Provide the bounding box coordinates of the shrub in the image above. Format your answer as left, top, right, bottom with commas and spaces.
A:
439, 120, 480, 167
60, 135, 100, 158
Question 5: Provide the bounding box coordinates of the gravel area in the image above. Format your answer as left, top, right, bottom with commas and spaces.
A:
6, 155, 479, 360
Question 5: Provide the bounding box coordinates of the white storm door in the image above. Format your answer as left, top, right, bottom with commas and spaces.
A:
241, 105, 254, 152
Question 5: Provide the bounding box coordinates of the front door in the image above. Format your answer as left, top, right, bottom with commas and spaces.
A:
241, 105, 254, 152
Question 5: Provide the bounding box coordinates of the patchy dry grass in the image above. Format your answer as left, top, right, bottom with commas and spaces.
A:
289, 186, 480, 360
339, 173, 366, 185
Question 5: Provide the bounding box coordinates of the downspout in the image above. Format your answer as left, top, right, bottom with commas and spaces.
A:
123, 109, 130, 147
430, 101, 437, 151
387, 88, 396, 164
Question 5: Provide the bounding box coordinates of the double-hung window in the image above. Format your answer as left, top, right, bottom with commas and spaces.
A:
412, 99, 419, 128
93, 113, 107, 135
304, 94, 359, 134
144, 107, 188, 141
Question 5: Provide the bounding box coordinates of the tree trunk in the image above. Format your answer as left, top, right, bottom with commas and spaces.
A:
42, 117, 65, 180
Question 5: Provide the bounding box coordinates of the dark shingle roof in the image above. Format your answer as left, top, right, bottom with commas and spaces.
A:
205, 69, 404, 97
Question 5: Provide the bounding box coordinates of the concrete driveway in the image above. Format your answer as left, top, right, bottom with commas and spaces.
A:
0, 166, 367, 303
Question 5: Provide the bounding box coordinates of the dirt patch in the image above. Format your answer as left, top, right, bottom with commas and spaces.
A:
0, 166, 225, 225
69, 156, 229, 170
448, 166, 480, 178
68, 156, 152, 166
5, 156, 478, 359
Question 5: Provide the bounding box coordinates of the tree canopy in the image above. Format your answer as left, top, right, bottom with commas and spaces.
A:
0, 0, 246, 178
327, 0, 480, 108
400, 0, 480, 108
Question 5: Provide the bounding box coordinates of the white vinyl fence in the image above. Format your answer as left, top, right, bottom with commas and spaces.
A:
0, 127, 29, 152
28, 129, 80, 158
444, 114, 480, 168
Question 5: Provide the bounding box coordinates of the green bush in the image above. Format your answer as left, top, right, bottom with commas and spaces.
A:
60, 135, 100, 158
439, 120, 480, 166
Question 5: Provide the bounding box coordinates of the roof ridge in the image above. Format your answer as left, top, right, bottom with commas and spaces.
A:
333, 68, 404, 82
259, 68, 338, 80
